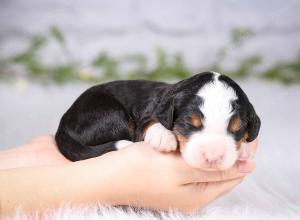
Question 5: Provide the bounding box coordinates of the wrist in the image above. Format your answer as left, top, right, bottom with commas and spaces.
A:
61, 152, 118, 205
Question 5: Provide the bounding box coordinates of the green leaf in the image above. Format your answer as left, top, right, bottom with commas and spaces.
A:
92, 53, 110, 67
30, 35, 47, 51
51, 64, 76, 83
230, 27, 254, 47
50, 26, 65, 45
261, 55, 300, 84
230, 55, 262, 78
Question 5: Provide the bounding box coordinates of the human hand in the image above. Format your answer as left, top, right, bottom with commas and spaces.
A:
108, 139, 257, 213
0, 135, 257, 214
0, 135, 71, 169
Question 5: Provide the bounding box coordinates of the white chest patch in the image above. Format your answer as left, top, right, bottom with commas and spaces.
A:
197, 73, 237, 134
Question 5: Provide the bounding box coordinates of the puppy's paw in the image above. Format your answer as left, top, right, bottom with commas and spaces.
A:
144, 123, 177, 152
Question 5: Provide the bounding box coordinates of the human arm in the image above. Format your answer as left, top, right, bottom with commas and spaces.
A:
0, 136, 257, 217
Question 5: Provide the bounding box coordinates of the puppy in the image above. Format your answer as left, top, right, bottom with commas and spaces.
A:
55, 72, 260, 170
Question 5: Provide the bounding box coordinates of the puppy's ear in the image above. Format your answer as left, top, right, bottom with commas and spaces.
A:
246, 104, 261, 142
156, 96, 175, 130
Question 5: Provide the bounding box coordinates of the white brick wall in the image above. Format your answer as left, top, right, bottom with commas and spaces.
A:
0, 0, 300, 70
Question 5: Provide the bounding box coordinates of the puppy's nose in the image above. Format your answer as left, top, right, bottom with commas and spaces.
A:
203, 152, 224, 165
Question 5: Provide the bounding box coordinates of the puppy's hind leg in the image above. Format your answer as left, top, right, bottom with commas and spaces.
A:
55, 92, 134, 161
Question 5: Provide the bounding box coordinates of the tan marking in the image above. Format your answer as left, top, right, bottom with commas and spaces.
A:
228, 115, 242, 133
190, 114, 202, 128
175, 134, 188, 153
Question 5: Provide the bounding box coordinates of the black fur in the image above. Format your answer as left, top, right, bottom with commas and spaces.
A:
55, 72, 260, 161
219, 75, 261, 142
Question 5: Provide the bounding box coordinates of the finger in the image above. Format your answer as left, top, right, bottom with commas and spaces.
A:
190, 177, 244, 208
248, 138, 258, 157
206, 177, 244, 199
1, 135, 56, 155
186, 160, 255, 183
238, 138, 259, 161
31, 135, 55, 143
237, 159, 256, 173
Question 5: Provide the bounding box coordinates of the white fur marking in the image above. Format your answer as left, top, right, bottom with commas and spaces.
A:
182, 73, 239, 170
197, 73, 237, 133
116, 140, 133, 150
211, 71, 221, 77
144, 123, 177, 152
182, 133, 237, 170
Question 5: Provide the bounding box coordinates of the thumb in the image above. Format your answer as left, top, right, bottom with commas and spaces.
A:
206, 177, 244, 199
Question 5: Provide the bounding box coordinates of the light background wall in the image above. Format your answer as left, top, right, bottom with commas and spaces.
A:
1, 0, 300, 70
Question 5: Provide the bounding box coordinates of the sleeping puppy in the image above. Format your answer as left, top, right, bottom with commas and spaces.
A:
55, 71, 260, 170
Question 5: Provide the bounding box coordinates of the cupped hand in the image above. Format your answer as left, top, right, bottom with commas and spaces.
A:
109, 139, 257, 213
0, 135, 257, 213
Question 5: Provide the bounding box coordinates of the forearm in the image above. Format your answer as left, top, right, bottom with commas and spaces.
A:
0, 152, 121, 217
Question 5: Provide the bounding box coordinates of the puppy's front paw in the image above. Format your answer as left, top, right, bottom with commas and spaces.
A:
144, 123, 177, 152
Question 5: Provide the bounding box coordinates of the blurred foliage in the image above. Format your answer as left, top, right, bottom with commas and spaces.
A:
230, 27, 255, 47
260, 54, 300, 84
2, 26, 77, 84
211, 27, 262, 79
0, 26, 299, 85
50, 26, 65, 45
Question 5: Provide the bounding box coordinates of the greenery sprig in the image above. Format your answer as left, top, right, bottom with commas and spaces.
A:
0, 26, 299, 85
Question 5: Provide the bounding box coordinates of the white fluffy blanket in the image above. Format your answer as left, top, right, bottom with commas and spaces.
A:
11, 199, 300, 220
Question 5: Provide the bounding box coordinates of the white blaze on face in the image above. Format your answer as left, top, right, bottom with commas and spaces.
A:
181, 73, 239, 170
198, 73, 237, 133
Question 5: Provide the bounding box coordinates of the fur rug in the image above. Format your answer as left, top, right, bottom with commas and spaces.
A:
10, 202, 300, 220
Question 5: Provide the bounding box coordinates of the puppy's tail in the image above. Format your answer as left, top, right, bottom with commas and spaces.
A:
55, 128, 117, 161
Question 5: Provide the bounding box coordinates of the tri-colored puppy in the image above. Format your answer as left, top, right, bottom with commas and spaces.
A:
55, 72, 260, 170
